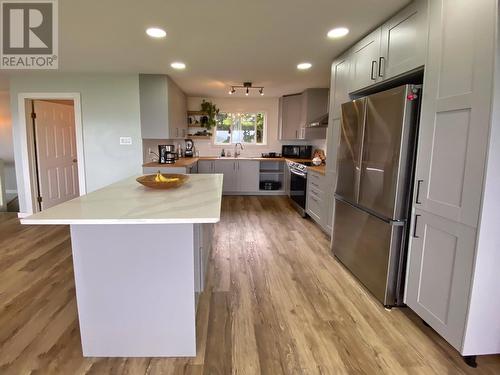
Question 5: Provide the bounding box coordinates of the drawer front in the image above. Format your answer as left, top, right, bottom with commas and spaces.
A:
307, 191, 323, 221
308, 184, 324, 199
308, 171, 326, 192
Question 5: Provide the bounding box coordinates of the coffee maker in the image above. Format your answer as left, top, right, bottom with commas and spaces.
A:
158, 145, 176, 164
184, 139, 194, 157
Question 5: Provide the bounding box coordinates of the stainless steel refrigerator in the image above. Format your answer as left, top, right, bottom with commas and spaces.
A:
332, 84, 421, 307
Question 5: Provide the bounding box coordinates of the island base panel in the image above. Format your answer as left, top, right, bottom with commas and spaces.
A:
70, 224, 196, 357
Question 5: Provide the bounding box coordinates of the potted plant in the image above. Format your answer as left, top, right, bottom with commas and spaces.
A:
200, 100, 219, 130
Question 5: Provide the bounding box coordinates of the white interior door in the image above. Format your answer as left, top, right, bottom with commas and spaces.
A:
33, 100, 79, 210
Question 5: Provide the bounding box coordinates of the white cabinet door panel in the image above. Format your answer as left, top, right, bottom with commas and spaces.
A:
330, 56, 352, 120
236, 160, 259, 192
405, 209, 476, 351
198, 160, 213, 174
214, 160, 237, 192
413, 0, 494, 228
279, 94, 303, 140
350, 29, 382, 92
380, 0, 428, 79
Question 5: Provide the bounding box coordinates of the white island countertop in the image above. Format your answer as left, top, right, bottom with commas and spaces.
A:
21, 174, 223, 225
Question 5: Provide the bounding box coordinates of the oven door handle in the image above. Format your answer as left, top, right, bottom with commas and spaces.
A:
290, 169, 307, 178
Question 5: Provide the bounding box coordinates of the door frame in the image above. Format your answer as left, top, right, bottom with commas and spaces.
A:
17, 93, 86, 215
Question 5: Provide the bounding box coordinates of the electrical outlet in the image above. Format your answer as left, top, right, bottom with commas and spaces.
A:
119, 137, 132, 145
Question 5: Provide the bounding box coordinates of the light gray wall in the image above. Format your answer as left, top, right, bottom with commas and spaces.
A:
0, 90, 17, 192
9, 73, 143, 213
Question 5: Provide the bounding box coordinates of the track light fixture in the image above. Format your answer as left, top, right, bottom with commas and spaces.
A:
228, 82, 264, 96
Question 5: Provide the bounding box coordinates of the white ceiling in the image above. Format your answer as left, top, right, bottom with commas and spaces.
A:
3, 0, 411, 97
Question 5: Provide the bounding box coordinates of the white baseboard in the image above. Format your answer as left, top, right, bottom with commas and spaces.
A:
17, 212, 30, 218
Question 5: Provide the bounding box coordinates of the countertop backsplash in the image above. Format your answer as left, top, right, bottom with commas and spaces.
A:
142, 138, 326, 163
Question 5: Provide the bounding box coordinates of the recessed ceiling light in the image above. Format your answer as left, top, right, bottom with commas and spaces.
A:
297, 62, 312, 70
170, 62, 186, 70
327, 27, 349, 38
146, 27, 166, 38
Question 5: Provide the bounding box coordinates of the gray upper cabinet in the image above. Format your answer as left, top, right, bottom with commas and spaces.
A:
279, 94, 303, 140
139, 74, 188, 139
279, 89, 328, 140
379, 0, 428, 80
350, 28, 382, 92
330, 55, 352, 120
349, 0, 428, 93
300, 88, 329, 126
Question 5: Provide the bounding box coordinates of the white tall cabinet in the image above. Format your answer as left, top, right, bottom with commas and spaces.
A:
405, 0, 500, 360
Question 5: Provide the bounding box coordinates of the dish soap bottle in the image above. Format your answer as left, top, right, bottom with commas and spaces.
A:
221, 148, 225, 157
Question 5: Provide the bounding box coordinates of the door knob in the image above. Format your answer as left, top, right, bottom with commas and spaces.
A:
73, 159, 77, 163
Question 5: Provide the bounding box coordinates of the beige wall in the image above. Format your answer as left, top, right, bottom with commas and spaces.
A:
142, 96, 325, 162
0, 90, 16, 192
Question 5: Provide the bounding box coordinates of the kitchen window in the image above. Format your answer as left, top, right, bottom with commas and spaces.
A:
214, 112, 265, 145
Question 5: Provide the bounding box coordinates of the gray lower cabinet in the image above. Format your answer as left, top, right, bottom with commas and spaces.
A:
214, 160, 238, 192
143, 166, 191, 174
406, 209, 476, 350
198, 160, 259, 193
197, 160, 214, 174
306, 170, 332, 234
193, 223, 213, 307
236, 160, 260, 192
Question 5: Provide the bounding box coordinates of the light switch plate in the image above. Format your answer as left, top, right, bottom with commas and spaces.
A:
119, 137, 132, 145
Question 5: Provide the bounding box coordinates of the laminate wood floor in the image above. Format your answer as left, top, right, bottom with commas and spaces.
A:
1, 196, 499, 374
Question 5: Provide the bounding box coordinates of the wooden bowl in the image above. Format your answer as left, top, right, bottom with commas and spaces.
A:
136, 173, 189, 189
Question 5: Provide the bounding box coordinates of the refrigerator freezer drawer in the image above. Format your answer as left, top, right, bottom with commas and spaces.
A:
332, 199, 404, 306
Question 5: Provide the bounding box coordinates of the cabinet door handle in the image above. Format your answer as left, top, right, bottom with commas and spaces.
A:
415, 179, 423, 204
371, 60, 377, 80
413, 214, 421, 238
295, 130, 298, 139
378, 57, 385, 77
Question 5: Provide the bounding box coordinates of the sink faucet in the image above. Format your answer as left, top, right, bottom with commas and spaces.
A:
234, 142, 244, 157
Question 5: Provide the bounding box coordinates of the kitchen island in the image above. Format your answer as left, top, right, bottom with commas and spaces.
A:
21, 174, 223, 357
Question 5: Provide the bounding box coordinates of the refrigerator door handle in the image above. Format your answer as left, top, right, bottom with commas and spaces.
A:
413, 214, 421, 238
415, 179, 423, 204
